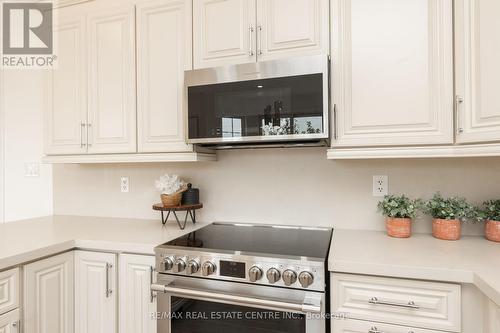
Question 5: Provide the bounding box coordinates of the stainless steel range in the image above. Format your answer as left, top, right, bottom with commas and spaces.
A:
151, 222, 333, 333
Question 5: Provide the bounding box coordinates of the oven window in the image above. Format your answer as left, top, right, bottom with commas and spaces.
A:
188, 73, 324, 140
169, 297, 306, 333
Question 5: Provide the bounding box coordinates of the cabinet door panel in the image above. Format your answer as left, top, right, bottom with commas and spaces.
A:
257, 0, 329, 61
88, 5, 136, 153
0, 269, 19, 316
75, 251, 116, 333
455, 0, 500, 143
45, 11, 87, 155
119, 254, 156, 333
23, 252, 74, 333
193, 0, 256, 68
137, 0, 192, 152
0, 309, 20, 333
332, 318, 444, 333
332, 0, 454, 147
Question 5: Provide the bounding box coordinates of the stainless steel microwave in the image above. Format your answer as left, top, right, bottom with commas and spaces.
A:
185, 55, 330, 147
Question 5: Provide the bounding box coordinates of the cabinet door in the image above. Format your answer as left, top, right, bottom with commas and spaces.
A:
455, 0, 500, 144
87, 4, 137, 154
119, 254, 156, 333
256, 0, 329, 61
75, 251, 117, 333
332, 319, 443, 333
486, 300, 500, 333
331, 0, 454, 147
0, 268, 19, 316
0, 309, 20, 333
136, 0, 192, 152
193, 0, 256, 69
23, 252, 74, 333
45, 8, 87, 155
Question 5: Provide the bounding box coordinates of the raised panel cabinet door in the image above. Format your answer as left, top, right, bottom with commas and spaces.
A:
75, 251, 117, 333
23, 252, 74, 333
486, 300, 500, 333
332, 318, 444, 333
256, 0, 329, 61
455, 0, 500, 144
331, 0, 454, 147
119, 254, 156, 333
137, 0, 193, 153
0, 268, 19, 316
0, 309, 20, 333
44, 9, 87, 155
193, 0, 257, 69
87, 4, 137, 154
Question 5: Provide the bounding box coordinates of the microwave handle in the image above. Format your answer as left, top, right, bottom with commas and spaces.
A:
151, 283, 321, 314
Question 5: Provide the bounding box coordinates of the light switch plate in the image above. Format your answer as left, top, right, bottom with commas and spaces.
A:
24, 162, 40, 177
120, 177, 130, 193
373, 175, 388, 197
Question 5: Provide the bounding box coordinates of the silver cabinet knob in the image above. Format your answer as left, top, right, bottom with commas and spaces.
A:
172, 258, 186, 273
282, 270, 297, 286
164, 257, 174, 271
201, 261, 216, 276
298, 271, 314, 288
266, 268, 281, 284
248, 266, 263, 282
186, 260, 200, 275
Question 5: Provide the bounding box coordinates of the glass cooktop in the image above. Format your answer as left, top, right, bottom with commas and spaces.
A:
163, 223, 333, 260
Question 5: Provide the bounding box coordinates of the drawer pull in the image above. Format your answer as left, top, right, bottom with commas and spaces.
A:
369, 297, 420, 309
369, 327, 414, 333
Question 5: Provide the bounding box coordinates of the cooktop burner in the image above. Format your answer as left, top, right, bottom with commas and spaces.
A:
164, 222, 333, 259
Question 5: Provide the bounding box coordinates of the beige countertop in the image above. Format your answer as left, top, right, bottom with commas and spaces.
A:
0, 215, 208, 270
328, 229, 500, 306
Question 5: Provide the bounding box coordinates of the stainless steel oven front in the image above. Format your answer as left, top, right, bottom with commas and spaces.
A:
152, 274, 326, 333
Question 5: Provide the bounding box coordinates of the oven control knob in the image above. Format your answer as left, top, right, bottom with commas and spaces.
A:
201, 261, 216, 276
298, 272, 314, 288
186, 260, 200, 275
282, 270, 298, 286
172, 258, 186, 273
266, 268, 281, 284
248, 266, 263, 282
164, 257, 174, 271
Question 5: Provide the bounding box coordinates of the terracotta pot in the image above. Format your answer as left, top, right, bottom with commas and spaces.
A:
386, 218, 412, 238
432, 218, 461, 241
485, 220, 500, 243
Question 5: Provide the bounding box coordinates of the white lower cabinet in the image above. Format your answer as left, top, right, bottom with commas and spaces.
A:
75, 251, 117, 333
0, 269, 19, 316
23, 252, 74, 333
119, 254, 156, 333
486, 300, 500, 333
0, 309, 20, 333
333, 318, 442, 333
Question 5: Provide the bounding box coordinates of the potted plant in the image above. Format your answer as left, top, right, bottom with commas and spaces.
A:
480, 200, 500, 243
378, 195, 421, 238
155, 174, 186, 207
424, 193, 476, 241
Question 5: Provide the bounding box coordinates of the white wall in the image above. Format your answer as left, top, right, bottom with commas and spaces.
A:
53, 149, 500, 235
1, 70, 53, 222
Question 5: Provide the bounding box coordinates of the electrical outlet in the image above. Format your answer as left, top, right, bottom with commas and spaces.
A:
120, 177, 130, 193
24, 162, 40, 177
373, 175, 388, 197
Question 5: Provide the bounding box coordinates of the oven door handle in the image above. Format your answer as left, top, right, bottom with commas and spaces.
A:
151, 283, 322, 314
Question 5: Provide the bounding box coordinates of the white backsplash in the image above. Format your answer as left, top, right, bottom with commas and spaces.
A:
53, 148, 500, 235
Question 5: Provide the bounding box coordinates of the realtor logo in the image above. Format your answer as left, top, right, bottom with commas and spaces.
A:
2, 2, 56, 68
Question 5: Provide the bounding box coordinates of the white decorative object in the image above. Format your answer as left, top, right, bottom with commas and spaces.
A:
155, 174, 185, 195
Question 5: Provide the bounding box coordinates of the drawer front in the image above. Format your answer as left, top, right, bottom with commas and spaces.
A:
0, 309, 20, 333
332, 273, 460, 332
333, 318, 444, 333
0, 269, 19, 316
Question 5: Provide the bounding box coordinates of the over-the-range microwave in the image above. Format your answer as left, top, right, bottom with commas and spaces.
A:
185, 55, 330, 148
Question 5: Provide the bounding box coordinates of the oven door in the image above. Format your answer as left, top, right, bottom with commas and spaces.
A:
152, 274, 326, 333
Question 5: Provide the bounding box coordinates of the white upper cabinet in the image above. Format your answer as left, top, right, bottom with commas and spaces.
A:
87, 3, 137, 154
137, 0, 193, 152
75, 251, 117, 333
331, 0, 454, 147
23, 252, 74, 333
45, 7, 87, 155
193, 0, 256, 69
455, 0, 500, 144
119, 254, 156, 333
256, 0, 329, 61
